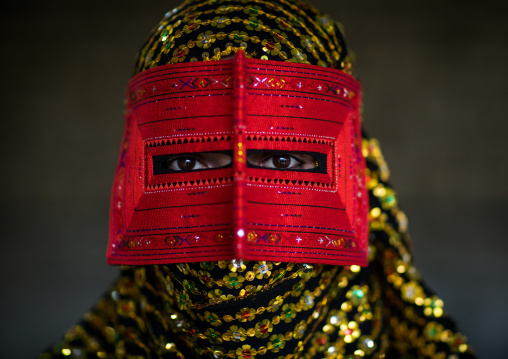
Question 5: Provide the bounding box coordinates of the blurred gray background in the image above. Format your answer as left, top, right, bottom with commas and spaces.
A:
1, 0, 507, 357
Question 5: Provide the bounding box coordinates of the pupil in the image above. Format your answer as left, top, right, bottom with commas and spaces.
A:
273, 155, 290, 169
177, 157, 196, 171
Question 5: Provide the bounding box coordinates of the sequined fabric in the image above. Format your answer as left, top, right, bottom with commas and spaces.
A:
39, 1, 476, 358
133, 0, 353, 75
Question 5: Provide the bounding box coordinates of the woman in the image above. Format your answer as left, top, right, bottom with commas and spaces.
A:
40, 0, 476, 358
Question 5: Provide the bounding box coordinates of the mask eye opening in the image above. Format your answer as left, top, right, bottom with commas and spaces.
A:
152, 150, 233, 175
246, 150, 327, 174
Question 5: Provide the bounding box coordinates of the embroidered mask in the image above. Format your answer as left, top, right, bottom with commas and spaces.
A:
107, 53, 367, 266
107, 0, 368, 267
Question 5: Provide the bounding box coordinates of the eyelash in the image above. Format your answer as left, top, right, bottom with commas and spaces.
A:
257, 153, 303, 167
153, 151, 322, 175
164, 155, 206, 171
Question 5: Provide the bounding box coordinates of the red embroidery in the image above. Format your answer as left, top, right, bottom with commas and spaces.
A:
107, 52, 368, 266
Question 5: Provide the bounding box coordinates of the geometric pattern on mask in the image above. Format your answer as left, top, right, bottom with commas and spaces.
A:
144, 133, 335, 190
245, 136, 334, 189
147, 136, 234, 190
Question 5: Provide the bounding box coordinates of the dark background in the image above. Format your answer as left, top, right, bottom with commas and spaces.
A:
1, 1, 507, 357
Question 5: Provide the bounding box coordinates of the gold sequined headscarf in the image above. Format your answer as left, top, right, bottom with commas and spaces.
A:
39, 1, 477, 358
133, 0, 353, 75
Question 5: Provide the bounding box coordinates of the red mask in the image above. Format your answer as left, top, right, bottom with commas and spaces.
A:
107, 51, 368, 266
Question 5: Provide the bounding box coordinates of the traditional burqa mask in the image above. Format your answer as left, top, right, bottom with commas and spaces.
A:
107, 0, 368, 268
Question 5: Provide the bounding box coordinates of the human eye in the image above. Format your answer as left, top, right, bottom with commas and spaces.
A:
164, 155, 206, 172
247, 151, 318, 170
258, 153, 303, 169
153, 151, 233, 175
